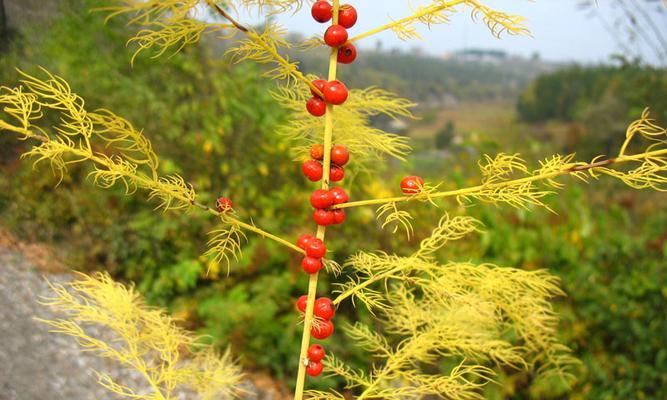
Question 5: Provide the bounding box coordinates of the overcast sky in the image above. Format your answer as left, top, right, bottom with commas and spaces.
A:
238, 0, 667, 65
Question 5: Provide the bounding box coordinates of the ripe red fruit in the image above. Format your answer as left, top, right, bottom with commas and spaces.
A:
307, 97, 327, 117
314, 297, 335, 320
337, 43, 357, 64
311, 320, 334, 340
338, 4, 358, 28
297, 295, 308, 312
329, 187, 349, 204
330, 165, 345, 182
306, 361, 324, 377
324, 25, 348, 47
297, 234, 314, 250
308, 344, 326, 362
313, 209, 335, 226
323, 80, 348, 105
401, 175, 425, 194
216, 197, 233, 213
311, 1, 332, 23
302, 160, 323, 182
330, 144, 350, 166
310, 189, 334, 209
332, 209, 346, 225
310, 144, 324, 160
306, 238, 326, 258
302, 257, 323, 274
310, 79, 327, 98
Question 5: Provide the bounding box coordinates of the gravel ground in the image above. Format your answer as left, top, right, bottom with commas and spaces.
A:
0, 246, 286, 400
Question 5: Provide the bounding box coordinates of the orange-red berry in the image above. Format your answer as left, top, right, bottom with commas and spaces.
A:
324, 25, 348, 47
337, 43, 357, 64
307, 97, 327, 117
311, 1, 332, 23
216, 197, 233, 213
307, 344, 326, 362
305, 238, 326, 258
311, 189, 334, 209
401, 175, 425, 195
332, 209, 346, 225
297, 295, 308, 312
306, 361, 323, 376
331, 145, 350, 166
323, 80, 348, 105
297, 234, 314, 250
338, 4, 358, 28
314, 297, 335, 320
311, 320, 334, 340
310, 79, 327, 98
310, 144, 325, 160
330, 187, 349, 204
330, 165, 345, 182
302, 160, 323, 181
313, 209, 335, 226
302, 256, 323, 274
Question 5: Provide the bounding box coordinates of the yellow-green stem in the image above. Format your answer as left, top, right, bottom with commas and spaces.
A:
348, 0, 466, 43
293, 2, 340, 399
332, 148, 667, 210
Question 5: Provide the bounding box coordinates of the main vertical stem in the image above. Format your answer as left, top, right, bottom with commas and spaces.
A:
293, 1, 340, 399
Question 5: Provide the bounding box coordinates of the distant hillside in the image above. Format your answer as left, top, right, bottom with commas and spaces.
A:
290, 40, 560, 106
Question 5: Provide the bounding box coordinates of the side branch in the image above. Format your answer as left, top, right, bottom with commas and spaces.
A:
334, 148, 667, 210
205, 0, 324, 98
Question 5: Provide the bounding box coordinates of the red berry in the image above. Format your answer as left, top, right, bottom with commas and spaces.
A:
216, 197, 233, 213
297, 295, 308, 313
338, 4, 358, 28
302, 160, 323, 182
306, 238, 326, 258
302, 257, 323, 274
337, 43, 357, 64
323, 80, 348, 105
329, 187, 349, 204
332, 209, 346, 225
310, 189, 334, 209
313, 209, 335, 226
311, 320, 334, 340
310, 144, 325, 160
297, 234, 314, 250
324, 25, 348, 47
308, 344, 326, 362
311, 1, 332, 23
307, 97, 327, 117
330, 165, 345, 182
314, 297, 335, 320
330, 145, 350, 166
306, 361, 324, 377
401, 175, 425, 195
311, 79, 327, 98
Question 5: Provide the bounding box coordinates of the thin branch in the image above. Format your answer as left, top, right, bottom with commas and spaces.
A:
333, 148, 667, 210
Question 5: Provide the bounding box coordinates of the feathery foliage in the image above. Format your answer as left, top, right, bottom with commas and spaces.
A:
274, 82, 414, 163
38, 272, 243, 400
319, 216, 577, 399
0, 69, 197, 210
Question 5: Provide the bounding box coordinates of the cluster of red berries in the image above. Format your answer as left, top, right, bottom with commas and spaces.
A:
296, 295, 335, 376
301, 143, 349, 183
302, 144, 350, 225
306, 1, 358, 117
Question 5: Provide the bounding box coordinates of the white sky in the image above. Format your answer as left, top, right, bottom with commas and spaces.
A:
238, 0, 667, 65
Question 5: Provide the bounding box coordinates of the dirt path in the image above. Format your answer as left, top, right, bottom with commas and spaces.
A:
0, 239, 287, 400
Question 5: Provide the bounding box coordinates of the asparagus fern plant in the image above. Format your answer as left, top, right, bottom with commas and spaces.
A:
1, 0, 665, 399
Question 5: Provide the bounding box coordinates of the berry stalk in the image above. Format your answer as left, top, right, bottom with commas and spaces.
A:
293, 1, 341, 398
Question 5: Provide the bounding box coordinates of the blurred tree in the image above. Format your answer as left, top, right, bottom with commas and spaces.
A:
435, 120, 455, 149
